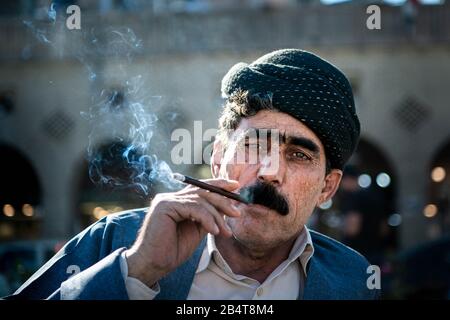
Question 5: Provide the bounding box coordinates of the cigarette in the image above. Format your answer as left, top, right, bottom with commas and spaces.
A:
172, 173, 249, 204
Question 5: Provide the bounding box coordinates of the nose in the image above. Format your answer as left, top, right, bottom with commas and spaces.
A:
256, 153, 286, 186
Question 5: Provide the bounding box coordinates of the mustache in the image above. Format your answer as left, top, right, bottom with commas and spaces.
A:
239, 181, 290, 216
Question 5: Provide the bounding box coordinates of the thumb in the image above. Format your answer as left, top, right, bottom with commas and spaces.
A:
202, 178, 240, 191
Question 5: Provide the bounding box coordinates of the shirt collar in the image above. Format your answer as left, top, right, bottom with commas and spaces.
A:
196, 225, 315, 276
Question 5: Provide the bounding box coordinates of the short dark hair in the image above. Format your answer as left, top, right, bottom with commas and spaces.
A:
217, 90, 331, 176
218, 89, 275, 138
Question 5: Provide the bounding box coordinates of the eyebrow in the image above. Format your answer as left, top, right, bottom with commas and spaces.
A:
284, 135, 320, 155
250, 129, 320, 156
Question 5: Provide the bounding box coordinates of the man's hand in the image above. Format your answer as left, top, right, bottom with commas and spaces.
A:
124, 178, 241, 288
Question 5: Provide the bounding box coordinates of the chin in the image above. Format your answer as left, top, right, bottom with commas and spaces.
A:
227, 217, 276, 248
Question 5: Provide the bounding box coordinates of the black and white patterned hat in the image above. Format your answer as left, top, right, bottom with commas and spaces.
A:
221, 49, 360, 170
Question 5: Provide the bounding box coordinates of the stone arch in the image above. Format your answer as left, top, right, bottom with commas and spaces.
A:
0, 143, 42, 240
314, 136, 399, 261
71, 140, 155, 231
426, 137, 450, 236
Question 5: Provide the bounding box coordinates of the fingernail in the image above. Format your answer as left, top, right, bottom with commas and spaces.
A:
214, 225, 220, 234
231, 204, 241, 216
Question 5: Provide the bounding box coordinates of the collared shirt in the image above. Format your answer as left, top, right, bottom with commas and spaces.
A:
120, 226, 314, 300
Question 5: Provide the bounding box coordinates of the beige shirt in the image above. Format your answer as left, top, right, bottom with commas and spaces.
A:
120, 226, 314, 300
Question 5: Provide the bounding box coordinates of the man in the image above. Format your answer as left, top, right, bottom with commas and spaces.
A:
8, 49, 379, 300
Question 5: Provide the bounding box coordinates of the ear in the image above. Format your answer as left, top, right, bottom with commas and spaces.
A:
317, 169, 343, 206
210, 138, 224, 178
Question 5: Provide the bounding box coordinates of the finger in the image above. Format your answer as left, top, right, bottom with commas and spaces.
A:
196, 190, 242, 218
179, 191, 240, 218
171, 196, 233, 237
199, 178, 240, 191
174, 196, 232, 237
177, 188, 242, 218
194, 197, 233, 237
170, 199, 220, 235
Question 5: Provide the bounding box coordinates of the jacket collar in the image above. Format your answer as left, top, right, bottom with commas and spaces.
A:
154, 233, 328, 300
196, 227, 314, 277
154, 237, 207, 300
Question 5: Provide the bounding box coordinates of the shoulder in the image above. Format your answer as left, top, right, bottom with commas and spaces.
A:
309, 229, 370, 268
308, 229, 379, 299
101, 208, 148, 248
105, 207, 148, 232
64, 208, 148, 256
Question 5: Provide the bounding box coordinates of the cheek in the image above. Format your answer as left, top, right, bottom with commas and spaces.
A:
288, 174, 323, 211
219, 146, 242, 180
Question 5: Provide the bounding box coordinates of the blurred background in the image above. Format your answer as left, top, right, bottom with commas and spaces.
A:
0, 0, 449, 299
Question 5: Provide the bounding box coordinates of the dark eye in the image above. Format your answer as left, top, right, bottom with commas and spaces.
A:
291, 151, 310, 160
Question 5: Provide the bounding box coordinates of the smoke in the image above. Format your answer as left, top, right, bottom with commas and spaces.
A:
24, 3, 182, 195
82, 78, 182, 194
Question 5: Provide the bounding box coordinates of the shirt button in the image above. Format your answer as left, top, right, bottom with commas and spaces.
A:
256, 287, 263, 296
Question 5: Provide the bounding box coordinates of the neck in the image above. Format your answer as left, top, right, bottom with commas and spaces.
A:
215, 233, 298, 284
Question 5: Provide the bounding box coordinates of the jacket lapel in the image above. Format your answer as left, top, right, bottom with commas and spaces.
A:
155, 238, 207, 300
301, 256, 335, 299
155, 235, 355, 300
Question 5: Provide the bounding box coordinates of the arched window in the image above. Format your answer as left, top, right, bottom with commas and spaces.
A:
0, 144, 42, 240
73, 140, 158, 230
427, 139, 450, 236
311, 138, 398, 264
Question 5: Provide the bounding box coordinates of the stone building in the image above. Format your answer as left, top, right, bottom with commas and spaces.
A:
1, 1, 449, 257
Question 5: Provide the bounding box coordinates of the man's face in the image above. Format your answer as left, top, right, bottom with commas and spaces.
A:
212, 109, 341, 250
